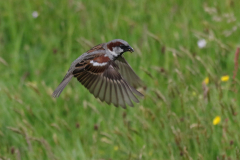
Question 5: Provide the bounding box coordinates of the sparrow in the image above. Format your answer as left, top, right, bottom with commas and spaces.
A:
52, 39, 144, 108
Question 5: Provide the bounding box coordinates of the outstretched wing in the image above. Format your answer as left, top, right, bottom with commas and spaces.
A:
115, 56, 144, 88
73, 55, 143, 108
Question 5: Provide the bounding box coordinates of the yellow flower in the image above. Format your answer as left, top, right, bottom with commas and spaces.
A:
203, 77, 209, 84
192, 91, 196, 96
148, 151, 153, 156
221, 75, 229, 82
213, 116, 221, 125
114, 146, 118, 151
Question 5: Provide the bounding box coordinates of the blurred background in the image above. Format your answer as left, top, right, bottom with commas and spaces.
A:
1, 0, 240, 159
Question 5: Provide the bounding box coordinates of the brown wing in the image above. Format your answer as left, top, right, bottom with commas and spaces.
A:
115, 56, 144, 88
86, 43, 105, 53
73, 59, 143, 108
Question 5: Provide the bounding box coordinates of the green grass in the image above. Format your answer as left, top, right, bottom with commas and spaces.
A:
1, 0, 240, 159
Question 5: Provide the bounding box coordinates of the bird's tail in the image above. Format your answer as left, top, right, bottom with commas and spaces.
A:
52, 74, 73, 98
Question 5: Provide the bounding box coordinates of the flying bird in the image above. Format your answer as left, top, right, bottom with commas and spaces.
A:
52, 39, 144, 108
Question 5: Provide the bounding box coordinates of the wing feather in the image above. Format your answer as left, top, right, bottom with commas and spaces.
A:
115, 80, 125, 108
99, 76, 107, 101
120, 80, 134, 107
72, 54, 143, 108
104, 78, 111, 105
94, 76, 104, 98
110, 79, 118, 107
121, 80, 140, 103
115, 56, 144, 88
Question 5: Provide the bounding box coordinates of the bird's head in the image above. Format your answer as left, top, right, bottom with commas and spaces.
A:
105, 39, 134, 59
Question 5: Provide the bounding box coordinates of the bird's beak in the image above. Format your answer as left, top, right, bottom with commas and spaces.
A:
120, 45, 134, 53
127, 46, 134, 53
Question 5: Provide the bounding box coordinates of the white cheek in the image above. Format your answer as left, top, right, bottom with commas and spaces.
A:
108, 49, 118, 56
90, 60, 107, 66
114, 47, 123, 54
